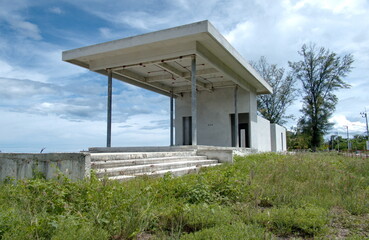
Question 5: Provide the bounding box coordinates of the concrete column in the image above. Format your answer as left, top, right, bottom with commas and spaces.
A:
191, 55, 197, 145
170, 91, 174, 146
234, 85, 239, 147
107, 69, 112, 147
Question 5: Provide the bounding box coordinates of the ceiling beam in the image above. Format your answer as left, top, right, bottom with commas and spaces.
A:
115, 69, 146, 82
147, 68, 219, 83
156, 63, 213, 92
195, 42, 255, 93
173, 81, 235, 94
107, 70, 180, 98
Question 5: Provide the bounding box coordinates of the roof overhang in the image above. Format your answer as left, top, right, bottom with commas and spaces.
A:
62, 20, 273, 97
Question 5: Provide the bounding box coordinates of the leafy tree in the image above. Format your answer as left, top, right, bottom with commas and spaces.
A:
251, 56, 296, 125
287, 126, 310, 150
289, 44, 353, 151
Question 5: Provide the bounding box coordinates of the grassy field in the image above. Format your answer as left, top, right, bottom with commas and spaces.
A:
0, 153, 368, 239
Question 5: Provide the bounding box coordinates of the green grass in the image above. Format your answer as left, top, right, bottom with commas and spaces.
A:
0, 153, 368, 239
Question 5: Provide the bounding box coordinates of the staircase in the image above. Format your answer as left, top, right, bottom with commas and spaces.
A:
90, 151, 221, 181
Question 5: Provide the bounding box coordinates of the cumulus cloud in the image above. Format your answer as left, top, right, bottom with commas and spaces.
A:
1, 0, 369, 152
49, 7, 64, 15
330, 114, 367, 136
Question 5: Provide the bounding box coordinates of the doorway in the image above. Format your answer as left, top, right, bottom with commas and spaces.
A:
183, 116, 192, 145
231, 113, 250, 147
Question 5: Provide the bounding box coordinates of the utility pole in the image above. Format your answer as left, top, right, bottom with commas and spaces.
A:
337, 131, 340, 152
361, 108, 369, 150
346, 125, 350, 151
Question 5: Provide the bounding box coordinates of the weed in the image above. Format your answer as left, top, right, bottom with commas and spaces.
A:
0, 153, 368, 239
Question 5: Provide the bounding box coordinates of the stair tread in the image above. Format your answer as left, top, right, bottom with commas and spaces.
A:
91, 155, 208, 165
135, 163, 221, 175
90, 151, 196, 161
107, 163, 222, 180
96, 160, 219, 173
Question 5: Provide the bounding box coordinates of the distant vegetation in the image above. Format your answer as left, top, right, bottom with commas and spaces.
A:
254, 43, 354, 151
0, 153, 368, 239
288, 131, 368, 152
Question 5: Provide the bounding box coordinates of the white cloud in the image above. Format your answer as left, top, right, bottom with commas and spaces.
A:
49, 7, 64, 15
0, 1, 42, 40
1, 0, 369, 152
330, 114, 367, 136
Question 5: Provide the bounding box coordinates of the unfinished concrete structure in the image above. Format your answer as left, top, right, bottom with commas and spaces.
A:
62, 20, 286, 152
0, 21, 290, 182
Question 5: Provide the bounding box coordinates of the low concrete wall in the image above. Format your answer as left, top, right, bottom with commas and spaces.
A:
0, 153, 90, 181
197, 149, 234, 163
270, 123, 287, 152
256, 116, 271, 152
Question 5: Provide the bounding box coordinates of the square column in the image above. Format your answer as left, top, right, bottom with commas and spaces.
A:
191, 55, 197, 145
170, 91, 174, 146
107, 69, 112, 147
234, 85, 239, 147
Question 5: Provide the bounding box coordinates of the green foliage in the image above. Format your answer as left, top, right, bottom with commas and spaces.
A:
0, 153, 368, 239
181, 223, 268, 240
253, 205, 328, 237
289, 43, 354, 150
251, 56, 297, 125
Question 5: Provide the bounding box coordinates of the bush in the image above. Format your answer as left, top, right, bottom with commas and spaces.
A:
253, 205, 328, 237
181, 222, 269, 240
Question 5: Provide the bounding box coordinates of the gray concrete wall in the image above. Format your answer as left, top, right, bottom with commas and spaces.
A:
248, 91, 258, 150
0, 153, 90, 181
270, 123, 287, 152
256, 116, 271, 152
175, 87, 253, 147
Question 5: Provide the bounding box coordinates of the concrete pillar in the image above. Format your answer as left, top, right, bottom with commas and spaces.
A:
170, 91, 174, 146
234, 85, 239, 147
191, 55, 197, 145
107, 69, 112, 147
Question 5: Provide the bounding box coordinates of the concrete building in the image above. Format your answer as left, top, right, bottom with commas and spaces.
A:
62, 20, 286, 152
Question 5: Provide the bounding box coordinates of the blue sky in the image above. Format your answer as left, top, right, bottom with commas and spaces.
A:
1, 0, 369, 152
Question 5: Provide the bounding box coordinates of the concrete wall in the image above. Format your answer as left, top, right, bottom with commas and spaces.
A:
0, 153, 90, 181
270, 123, 287, 152
256, 116, 271, 152
248, 91, 258, 149
175, 87, 253, 147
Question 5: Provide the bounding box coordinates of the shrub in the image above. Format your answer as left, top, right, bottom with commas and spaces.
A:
181, 222, 269, 240
253, 205, 328, 237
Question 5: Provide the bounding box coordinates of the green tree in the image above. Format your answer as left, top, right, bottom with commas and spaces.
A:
251, 56, 296, 125
289, 44, 353, 151
287, 127, 310, 150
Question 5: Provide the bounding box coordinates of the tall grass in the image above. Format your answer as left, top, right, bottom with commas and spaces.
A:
0, 153, 368, 239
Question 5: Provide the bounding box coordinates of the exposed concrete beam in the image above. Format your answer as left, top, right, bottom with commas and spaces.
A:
147, 68, 219, 83
156, 62, 212, 92
157, 62, 185, 78
115, 69, 146, 82
196, 42, 256, 93
113, 70, 180, 97
96, 70, 179, 98
173, 81, 234, 93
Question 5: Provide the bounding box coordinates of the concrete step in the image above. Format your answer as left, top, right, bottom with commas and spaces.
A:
91, 155, 208, 169
96, 159, 219, 177
90, 151, 196, 161
107, 163, 222, 181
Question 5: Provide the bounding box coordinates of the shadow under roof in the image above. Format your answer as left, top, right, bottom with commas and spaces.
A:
62, 20, 272, 97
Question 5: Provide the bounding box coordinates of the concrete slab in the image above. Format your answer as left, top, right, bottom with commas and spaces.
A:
63, 20, 272, 95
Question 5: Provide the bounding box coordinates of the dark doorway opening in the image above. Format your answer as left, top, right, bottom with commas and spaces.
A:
231, 113, 250, 147
183, 116, 192, 145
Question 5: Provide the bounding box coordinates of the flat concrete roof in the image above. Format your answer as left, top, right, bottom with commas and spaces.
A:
63, 20, 272, 97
